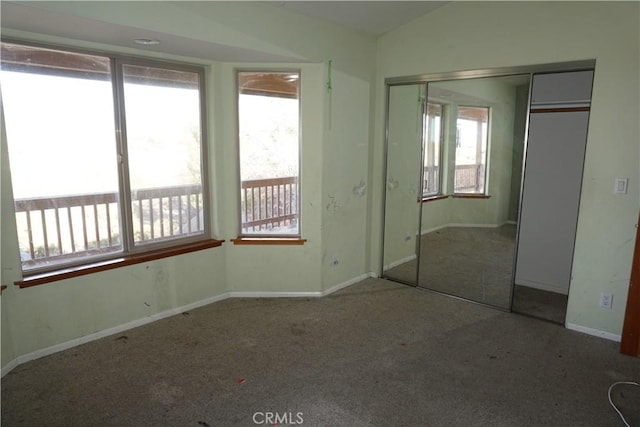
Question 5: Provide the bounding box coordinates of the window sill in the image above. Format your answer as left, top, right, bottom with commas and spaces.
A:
421, 195, 450, 203
231, 237, 307, 246
15, 239, 224, 289
452, 194, 491, 199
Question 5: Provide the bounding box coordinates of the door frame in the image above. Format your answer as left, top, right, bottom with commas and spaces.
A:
620, 211, 640, 356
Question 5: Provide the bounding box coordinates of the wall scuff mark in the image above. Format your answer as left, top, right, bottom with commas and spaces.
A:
353, 180, 366, 197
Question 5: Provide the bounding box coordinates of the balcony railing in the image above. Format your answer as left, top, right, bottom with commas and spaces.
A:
14, 178, 299, 268
423, 165, 440, 196
422, 164, 485, 195
454, 164, 485, 193
240, 176, 298, 233
15, 184, 204, 267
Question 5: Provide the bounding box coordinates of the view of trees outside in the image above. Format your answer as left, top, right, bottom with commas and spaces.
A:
238, 86, 300, 235
238, 93, 299, 181
123, 66, 202, 190
456, 117, 487, 165
2, 70, 123, 263
1, 66, 205, 265
122, 67, 205, 244
3, 59, 302, 263
455, 108, 488, 193
2, 71, 119, 199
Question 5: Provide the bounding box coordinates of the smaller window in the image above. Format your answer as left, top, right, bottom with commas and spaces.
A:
237, 71, 300, 237
454, 106, 489, 194
423, 103, 443, 197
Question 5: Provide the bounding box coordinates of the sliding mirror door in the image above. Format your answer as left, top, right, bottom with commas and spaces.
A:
382, 84, 426, 285
418, 75, 530, 309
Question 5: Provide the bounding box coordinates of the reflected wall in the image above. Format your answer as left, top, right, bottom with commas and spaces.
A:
381, 84, 425, 285
382, 74, 530, 308
417, 75, 529, 309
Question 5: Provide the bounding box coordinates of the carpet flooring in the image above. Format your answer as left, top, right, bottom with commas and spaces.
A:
2, 278, 639, 426
385, 226, 569, 323
385, 225, 517, 308
512, 285, 569, 325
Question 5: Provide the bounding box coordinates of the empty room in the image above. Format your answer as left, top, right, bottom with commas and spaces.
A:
1, 1, 639, 426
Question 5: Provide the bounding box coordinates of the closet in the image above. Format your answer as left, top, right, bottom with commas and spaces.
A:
381, 62, 595, 324
515, 70, 594, 295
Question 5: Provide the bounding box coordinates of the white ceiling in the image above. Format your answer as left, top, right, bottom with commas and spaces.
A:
276, 1, 449, 36
1, 1, 448, 61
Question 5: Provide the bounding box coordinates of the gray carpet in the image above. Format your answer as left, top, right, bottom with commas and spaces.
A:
386, 225, 517, 308
512, 284, 568, 325
386, 226, 569, 323
2, 278, 639, 426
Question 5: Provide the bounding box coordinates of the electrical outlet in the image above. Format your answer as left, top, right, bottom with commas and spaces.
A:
405, 232, 412, 242
599, 292, 613, 309
614, 177, 628, 195
331, 257, 339, 267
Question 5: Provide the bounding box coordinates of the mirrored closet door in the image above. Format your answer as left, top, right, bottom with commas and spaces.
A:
417, 75, 530, 310
381, 62, 594, 322
381, 84, 426, 286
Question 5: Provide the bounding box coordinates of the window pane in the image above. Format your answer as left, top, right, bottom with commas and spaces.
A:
122, 64, 205, 245
1, 43, 122, 270
237, 71, 300, 236
423, 103, 442, 196
454, 106, 488, 194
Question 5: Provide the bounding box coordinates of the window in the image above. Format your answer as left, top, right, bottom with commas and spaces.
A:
237, 71, 300, 237
1, 42, 209, 273
454, 106, 489, 194
423, 103, 443, 197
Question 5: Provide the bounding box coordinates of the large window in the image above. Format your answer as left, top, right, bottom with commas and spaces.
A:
237, 71, 300, 237
1, 42, 209, 273
454, 106, 489, 194
423, 103, 443, 197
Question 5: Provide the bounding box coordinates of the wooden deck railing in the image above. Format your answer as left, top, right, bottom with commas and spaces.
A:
15, 184, 204, 266
423, 165, 440, 196
454, 164, 485, 193
423, 164, 485, 195
14, 178, 299, 267
241, 176, 298, 233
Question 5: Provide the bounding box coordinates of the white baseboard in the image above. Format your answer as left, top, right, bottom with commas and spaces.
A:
321, 272, 377, 296
229, 291, 323, 298
1, 273, 377, 377
228, 273, 377, 299
421, 224, 450, 235
383, 254, 417, 271
566, 323, 621, 342
421, 222, 512, 235
2, 292, 232, 378
515, 279, 568, 295
1, 359, 19, 378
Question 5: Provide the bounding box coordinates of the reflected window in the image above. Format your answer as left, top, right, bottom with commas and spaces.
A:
423, 103, 442, 197
454, 106, 489, 194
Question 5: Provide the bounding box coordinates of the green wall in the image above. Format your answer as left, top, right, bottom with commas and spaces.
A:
374, 1, 639, 337
421, 77, 521, 232
383, 84, 423, 267
0, 1, 377, 371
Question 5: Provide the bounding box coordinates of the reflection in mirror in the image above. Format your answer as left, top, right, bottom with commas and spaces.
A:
382, 84, 425, 286
418, 74, 530, 309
